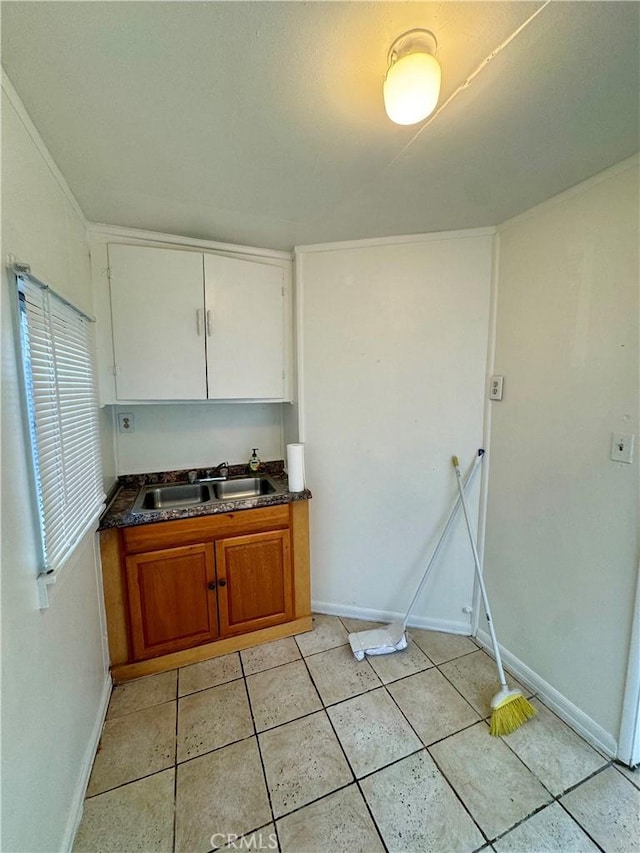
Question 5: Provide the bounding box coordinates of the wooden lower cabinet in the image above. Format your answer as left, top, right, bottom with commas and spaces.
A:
126, 543, 219, 660
100, 502, 311, 679
216, 530, 293, 635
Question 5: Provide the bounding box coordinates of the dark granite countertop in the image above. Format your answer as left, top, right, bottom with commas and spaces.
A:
99, 460, 311, 530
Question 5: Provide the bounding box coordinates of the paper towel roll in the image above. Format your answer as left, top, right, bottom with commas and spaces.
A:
286, 443, 306, 493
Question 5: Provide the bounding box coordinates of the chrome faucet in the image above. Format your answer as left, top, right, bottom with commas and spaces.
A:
197, 461, 229, 482
187, 462, 229, 484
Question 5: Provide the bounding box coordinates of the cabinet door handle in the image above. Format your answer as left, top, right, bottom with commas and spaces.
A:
196, 308, 204, 336
218, 579, 227, 587
207, 581, 216, 590
206, 309, 212, 337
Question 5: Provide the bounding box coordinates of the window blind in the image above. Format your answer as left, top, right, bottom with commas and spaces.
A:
17, 274, 105, 590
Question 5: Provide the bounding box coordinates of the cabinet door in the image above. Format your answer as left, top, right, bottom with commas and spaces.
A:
204, 254, 285, 399
126, 543, 218, 660
108, 243, 206, 400
215, 530, 293, 636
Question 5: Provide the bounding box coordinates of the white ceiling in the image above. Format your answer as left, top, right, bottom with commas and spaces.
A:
1, 1, 638, 251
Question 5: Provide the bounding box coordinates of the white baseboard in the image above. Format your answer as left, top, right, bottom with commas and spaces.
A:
62, 673, 113, 851
314, 601, 618, 756
312, 599, 471, 636
476, 630, 618, 758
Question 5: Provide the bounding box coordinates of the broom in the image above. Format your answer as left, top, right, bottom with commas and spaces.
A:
452, 455, 536, 736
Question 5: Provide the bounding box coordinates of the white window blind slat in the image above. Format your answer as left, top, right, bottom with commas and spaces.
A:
17, 275, 105, 590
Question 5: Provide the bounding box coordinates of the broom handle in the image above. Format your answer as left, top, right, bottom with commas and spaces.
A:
452, 455, 508, 691
402, 450, 484, 630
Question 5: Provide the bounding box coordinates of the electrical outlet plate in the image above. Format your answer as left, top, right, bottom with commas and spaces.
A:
489, 375, 504, 401
118, 412, 134, 433
610, 432, 634, 464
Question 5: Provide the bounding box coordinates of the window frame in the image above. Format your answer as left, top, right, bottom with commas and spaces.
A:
14, 271, 105, 608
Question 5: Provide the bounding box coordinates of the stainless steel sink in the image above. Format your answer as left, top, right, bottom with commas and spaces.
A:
132, 482, 214, 512
213, 476, 277, 500
131, 475, 280, 513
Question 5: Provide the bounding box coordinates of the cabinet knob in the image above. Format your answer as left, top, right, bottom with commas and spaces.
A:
218, 579, 227, 587
207, 581, 216, 590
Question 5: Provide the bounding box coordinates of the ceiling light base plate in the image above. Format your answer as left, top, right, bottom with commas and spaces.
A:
387, 28, 437, 65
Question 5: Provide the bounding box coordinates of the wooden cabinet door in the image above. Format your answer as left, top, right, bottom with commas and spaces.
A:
203, 253, 285, 400
215, 530, 293, 636
126, 543, 218, 660
108, 243, 206, 400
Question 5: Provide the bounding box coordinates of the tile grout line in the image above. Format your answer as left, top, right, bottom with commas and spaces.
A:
557, 760, 616, 798
84, 765, 178, 800
350, 778, 390, 853
424, 724, 493, 847
533, 694, 612, 762
486, 693, 618, 817
490, 795, 607, 853
172, 670, 179, 853
350, 744, 427, 783
238, 651, 282, 852
332, 638, 491, 848
434, 650, 508, 722
265, 779, 361, 831
377, 645, 531, 847
295, 629, 388, 834
173, 656, 282, 851
489, 801, 555, 848
554, 780, 610, 853
425, 652, 562, 845
298, 626, 491, 848
104, 694, 178, 721
492, 705, 577, 803
177, 673, 244, 701
296, 647, 390, 852
345, 651, 495, 853
298, 635, 385, 707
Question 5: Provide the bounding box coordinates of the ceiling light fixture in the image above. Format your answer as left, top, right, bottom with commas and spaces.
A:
383, 29, 441, 125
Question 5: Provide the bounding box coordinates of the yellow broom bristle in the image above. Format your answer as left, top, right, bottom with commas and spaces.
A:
490, 694, 537, 737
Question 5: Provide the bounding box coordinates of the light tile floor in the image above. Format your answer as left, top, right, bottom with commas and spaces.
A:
75, 616, 640, 852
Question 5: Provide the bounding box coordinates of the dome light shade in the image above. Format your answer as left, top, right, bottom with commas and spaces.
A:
384, 52, 441, 124
383, 29, 441, 125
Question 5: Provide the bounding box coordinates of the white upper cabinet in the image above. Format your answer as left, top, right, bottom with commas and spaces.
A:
204, 253, 284, 400
104, 242, 289, 402
109, 244, 206, 400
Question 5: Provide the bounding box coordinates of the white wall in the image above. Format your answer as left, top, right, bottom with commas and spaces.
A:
484, 158, 639, 746
1, 78, 112, 850
297, 231, 493, 630
113, 402, 285, 474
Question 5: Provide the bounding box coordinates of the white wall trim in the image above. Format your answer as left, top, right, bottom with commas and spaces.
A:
294, 253, 306, 442
618, 560, 640, 767
1, 69, 87, 224
498, 154, 639, 234
294, 226, 496, 255
472, 232, 501, 636
87, 222, 292, 261
61, 673, 112, 852
313, 600, 471, 636
476, 629, 618, 758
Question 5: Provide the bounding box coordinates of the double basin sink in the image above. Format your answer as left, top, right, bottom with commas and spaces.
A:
132, 475, 279, 513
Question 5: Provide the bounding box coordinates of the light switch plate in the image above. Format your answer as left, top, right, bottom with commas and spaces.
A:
610, 432, 634, 463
